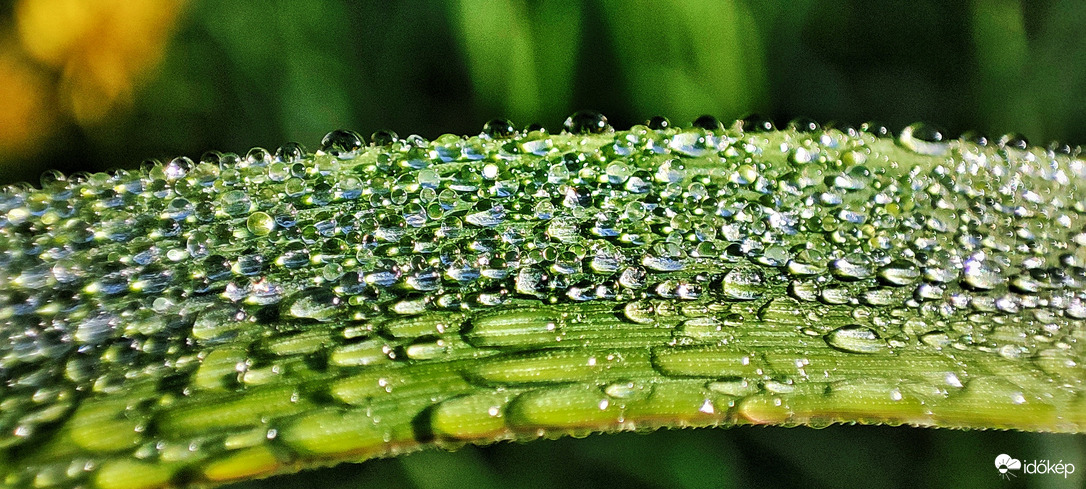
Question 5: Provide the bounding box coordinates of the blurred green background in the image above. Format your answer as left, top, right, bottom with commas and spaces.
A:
2, 0, 1086, 184
2, 0, 1085, 487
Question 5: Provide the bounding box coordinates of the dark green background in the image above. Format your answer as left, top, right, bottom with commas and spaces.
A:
5, 0, 1086, 184
6, 0, 1086, 487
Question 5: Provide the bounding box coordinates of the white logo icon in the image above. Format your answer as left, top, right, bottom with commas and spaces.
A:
995, 454, 1022, 480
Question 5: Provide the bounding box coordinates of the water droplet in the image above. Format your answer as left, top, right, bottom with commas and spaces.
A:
824, 325, 885, 354
646, 116, 670, 130
234, 253, 265, 276
320, 129, 365, 159
622, 300, 655, 324
962, 255, 1003, 290
998, 133, 1029, 150
164, 157, 194, 180
563, 110, 610, 134
274, 142, 308, 163
878, 259, 920, 286
739, 114, 775, 133
603, 381, 652, 401
246, 212, 275, 236
482, 118, 516, 139
722, 267, 765, 300
960, 130, 989, 146
830, 253, 874, 281
677, 317, 732, 341
246, 147, 271, 167
192, 304, 247, 342
898, 122, 948, 156
788, 117, 819, 133
283, 288, 342, 321
221, 190, 252, 216
691, 115, 722, 131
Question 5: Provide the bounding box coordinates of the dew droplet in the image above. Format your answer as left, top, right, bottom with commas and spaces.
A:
164, 157, 194, 180
220, 190, 251, 216
646, 116, 670, 130
722, 266, 765, 300
962, 255, 1003, 290
563, 110, 610, 134
482, 118, 516, 139
830, 253, 874, 281
692, 115, 722, 131
898, 122, 948, 156
824, 325, 885, 354
283, 288, 342, 321
274, 142, 308, 163
739, 114, 775, 133
320, 129, 365, 159
787, 117, 819, 133
246, 212, 275, 236
878, 259, 920, 286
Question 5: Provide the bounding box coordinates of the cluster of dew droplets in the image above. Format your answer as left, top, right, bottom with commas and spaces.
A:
0, 111, 1085, 486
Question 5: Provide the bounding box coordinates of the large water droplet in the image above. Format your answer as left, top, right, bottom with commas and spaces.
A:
164, 157, 194, 180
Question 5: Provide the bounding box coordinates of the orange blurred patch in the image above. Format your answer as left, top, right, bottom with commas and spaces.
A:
14, 0, 186, 126
0, 47, 54, 158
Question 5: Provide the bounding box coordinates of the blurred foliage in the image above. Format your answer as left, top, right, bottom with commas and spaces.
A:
2, 0, 1086, 184
226, 426, 1085, 489
1, 0, 1085, 487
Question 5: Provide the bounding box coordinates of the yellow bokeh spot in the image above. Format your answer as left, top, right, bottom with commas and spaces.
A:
0, 46, 53, 158
13, 0, 186, 126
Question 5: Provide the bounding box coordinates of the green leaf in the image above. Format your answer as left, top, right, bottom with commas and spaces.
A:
1, 119, 1084, 488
